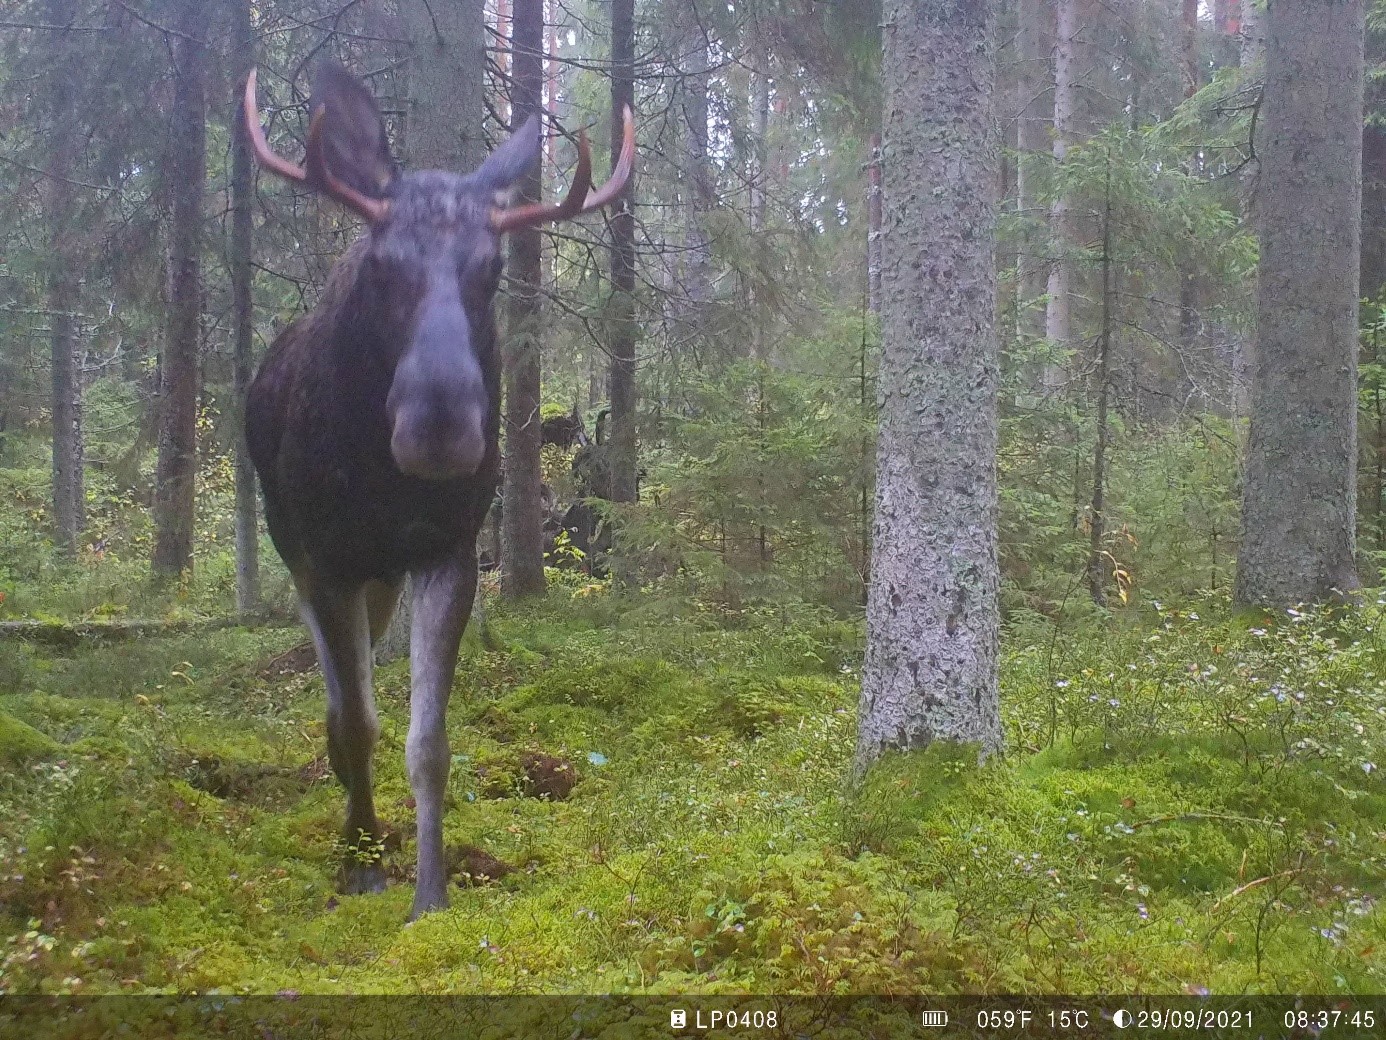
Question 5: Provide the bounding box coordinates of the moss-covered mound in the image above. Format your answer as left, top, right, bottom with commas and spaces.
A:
0, 591, 1383, 996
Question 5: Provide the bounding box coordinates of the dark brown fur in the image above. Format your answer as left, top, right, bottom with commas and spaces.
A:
246, 238, 500, 584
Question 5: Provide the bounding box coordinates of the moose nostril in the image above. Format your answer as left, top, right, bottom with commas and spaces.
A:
444, 424, 486, 475
390, 405, 486, 480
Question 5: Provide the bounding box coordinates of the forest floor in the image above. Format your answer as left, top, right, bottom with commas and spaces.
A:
1, 583, 1384, 1001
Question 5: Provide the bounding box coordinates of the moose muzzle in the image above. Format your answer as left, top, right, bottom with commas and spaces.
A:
386, 293, 490, 481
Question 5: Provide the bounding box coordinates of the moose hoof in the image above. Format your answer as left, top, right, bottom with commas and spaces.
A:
340, 862, 387, 896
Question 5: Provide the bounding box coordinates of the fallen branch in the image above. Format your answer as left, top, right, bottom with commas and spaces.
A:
1130, 811, 1281, 831
0, 614, 296, 648
1210, 869, 1304, 914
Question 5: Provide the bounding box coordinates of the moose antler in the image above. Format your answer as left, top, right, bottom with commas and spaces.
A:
490, 105, 635, 233
243, 68, 390, 224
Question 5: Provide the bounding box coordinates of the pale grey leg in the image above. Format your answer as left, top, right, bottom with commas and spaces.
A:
405, 549, 477, 920
296, 570, 386, 896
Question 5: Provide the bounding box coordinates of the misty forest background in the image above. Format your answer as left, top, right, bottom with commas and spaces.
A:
2, 0, 1386, 1001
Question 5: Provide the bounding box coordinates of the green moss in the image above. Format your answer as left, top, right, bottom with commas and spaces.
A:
2, 594, 1385, 995
0, 708, 60, 764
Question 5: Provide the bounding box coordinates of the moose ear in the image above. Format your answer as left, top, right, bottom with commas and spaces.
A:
308, 64, 396, 199
473, 114, 541, 196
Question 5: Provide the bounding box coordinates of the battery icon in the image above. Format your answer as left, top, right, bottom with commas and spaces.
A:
921, 1010, 949, 1027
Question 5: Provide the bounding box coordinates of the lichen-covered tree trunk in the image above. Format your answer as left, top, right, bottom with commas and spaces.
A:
855, 0, 1002, 772
678, 4, 713, 311
1240, 0, 1264, 68
230, 0, 259, 613
399, 0, 487, 171
1177, 0, 1202, 357
607, 0, 639, 505
1235, 0, 1365, 606
1088, 157, 1114, 606
1234, 0, 1265, 420
1213, 0, 1240, 66
45, 0, 84, 558
501, 0, 548, 596
1013, 0, 1049, 345
1043, 0, 1076, 390
151, 0, 207, 578
867, 133, 884, 315
378, 0, 490, 656
752, 64, 774, 348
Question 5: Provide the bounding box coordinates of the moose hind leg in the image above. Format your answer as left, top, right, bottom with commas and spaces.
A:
297, 573, 386, 895
406, 550, 478, 920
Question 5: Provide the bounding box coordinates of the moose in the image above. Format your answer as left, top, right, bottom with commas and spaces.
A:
242, 64, 633, 920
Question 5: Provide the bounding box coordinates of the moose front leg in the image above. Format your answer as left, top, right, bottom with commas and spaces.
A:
296, 572, 386, 896
406, 548, 478, 919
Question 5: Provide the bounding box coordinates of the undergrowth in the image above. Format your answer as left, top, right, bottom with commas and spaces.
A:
0, 587, 1383, 995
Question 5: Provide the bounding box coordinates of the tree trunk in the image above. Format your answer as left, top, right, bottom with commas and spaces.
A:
1043, 0, 1076, 389
1364, 123, 1386, 301
1235, 0, 1364, 606
752, 63, 773, 354
1014, 0, 1048, 345
867, 133, 883, 317
1182, 0, 1201, 96
546, 3, 560, 169
1212, 0, 1239, 67
608, 0, 639, 505
399, 0, 487, 170
152, 0, 208, 579
46, 0, 84, 558
230, 0, 259, 613
680, 9, 713, 310
1234, 0, 1265, 420
1178, 0, 1202, 359
1362, 23, 1386, 302
1240, 0, 1264, 69
1088, 154, 1114, 607
501, 0, 548, 597
375, 0, 489, 657
856, 0, 1003, 772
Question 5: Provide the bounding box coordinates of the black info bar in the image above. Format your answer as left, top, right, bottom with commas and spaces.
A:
0, 994, 1380, 1039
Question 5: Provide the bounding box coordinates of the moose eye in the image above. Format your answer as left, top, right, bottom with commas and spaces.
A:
365, 253, 425, 298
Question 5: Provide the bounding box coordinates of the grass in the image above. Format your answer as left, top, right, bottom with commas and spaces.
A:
1, 582, 1383, 996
